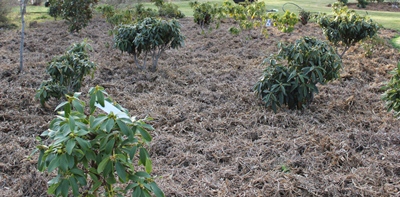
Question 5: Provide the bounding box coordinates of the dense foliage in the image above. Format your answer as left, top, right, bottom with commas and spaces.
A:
36, 41, 96, 106
35, 86, 164, 197
48, 0, 99, 32
114, 18, 185, 71
381, 62, 400, 117
254, 37, 342, 112
190, 1, 224, 31
317, 3, 380, 58
298, 9, 311, 25
222, 0, 269, 37
268, 11, 298, 33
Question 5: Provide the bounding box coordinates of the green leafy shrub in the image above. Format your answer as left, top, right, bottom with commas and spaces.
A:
317, 3, 380, 58
48, 0, 99, 32
254, 37, 342, 112
381, 62, 400, 117
36, 41, 96, 106
114, 17, 185, 71
190, 1, 224, 31
158, 2, 185, 19
298, 9, 311, 25
35, 86, 164, 197
269, 11, 298, 33
222, 0, 269, 37
338, 0, 348, 4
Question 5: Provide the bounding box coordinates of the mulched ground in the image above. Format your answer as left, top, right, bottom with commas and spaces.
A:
1, 6, 400, 197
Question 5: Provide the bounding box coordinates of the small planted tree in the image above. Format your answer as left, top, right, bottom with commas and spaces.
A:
114, 17, 185, 71
48, 0, 99, 32
36, 41, 96, 106
35, 86, 164, 197
381, 62, 400, 117
189, 1, 224, 32
254, 37, 342, 112
317, 3, 380, 58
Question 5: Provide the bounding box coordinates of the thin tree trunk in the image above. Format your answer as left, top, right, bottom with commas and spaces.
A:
19, 0, 27, 74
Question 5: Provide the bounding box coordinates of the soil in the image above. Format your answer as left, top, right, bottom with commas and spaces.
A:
1, 5, 400, 197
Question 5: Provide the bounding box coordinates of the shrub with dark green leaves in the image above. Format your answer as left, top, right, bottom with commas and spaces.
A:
48, 0, 99, 32
254, 37, 342, 112
338, 0, 348, 4
381, 62, 400, 117
114, 17, 185, 71
36, 41, 96, 106
317, 3, 380, 58
35, 86, 164, 197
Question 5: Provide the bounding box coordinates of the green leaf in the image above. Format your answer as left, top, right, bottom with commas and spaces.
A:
116, 161, 127, 182
69, 176, 79, 196
55, 101, 69, 112
64, 103, 71, 117
76, 137, 91, 151
137, 127, 152, 142
104, 138, 115, 154
133, 186, 143, 197
97, 90, 105, 107
72, 99, 84, 113
105, 118, 115, 133
116, 119, 131, 136
66, 139, 76, 155
47, 182, 59, 195
135, 171, 151, 178
60, 179, 69, 197
150, 182, 165, 197
139, 147, 149, 166
97, 157, 110, 173
145, 157, 152, 174
48, 156, 61, 173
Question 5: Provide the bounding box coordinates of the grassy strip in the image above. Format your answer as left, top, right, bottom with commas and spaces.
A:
390, 35, 400, 51
5, 0, 400, 31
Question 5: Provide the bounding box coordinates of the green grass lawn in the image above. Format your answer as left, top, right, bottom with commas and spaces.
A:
5, 0, 400, 31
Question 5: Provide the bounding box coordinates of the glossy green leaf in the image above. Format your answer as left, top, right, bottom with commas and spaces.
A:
97, 157, 110, 173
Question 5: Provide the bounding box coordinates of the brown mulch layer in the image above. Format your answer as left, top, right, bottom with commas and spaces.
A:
1, 15, 400, 196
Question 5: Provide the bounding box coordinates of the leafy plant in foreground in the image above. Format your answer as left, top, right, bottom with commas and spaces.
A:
381, 62, 400, 117
254, 37, 342, 112
35, 86, 164, 197
114, 17, 185, 71
36, 41, 96, 106
317, 3, 380, 58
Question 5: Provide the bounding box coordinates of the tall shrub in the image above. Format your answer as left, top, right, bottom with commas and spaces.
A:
48, 0, 99, 32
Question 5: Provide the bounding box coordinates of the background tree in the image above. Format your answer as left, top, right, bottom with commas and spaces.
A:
317, 2, 380, 58
19, 0, 29, 74
48, 0, 99, 32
